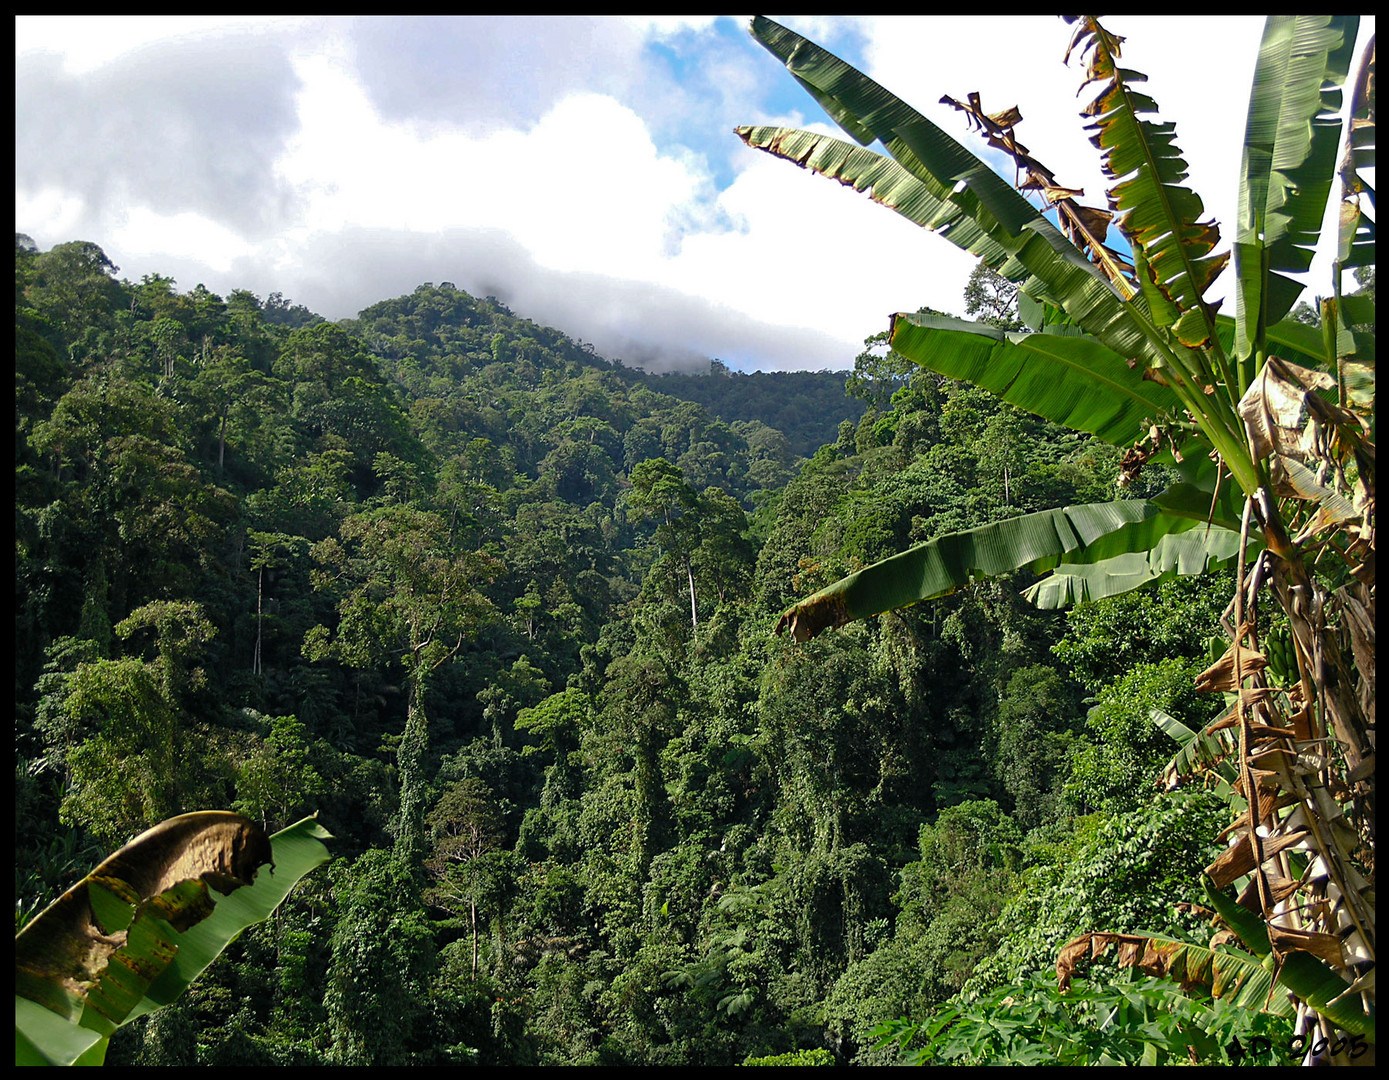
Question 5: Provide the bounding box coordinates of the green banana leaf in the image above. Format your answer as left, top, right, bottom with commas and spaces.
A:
1149, 707, 1199, 747
1022, 520, 1252, 608
15, 813, 332, 1066
886, 311, 1332, 457
734, 124, 1072, 317
1066, 17, 1227, 348
1235, 17, 1360, 370
1061, 921, 1374, 1039
1162, 721, 1241, 791
1201, 878, 1374, 1039
1203, 876, 1274, 958
1277, 951, 1376, 1040
1239, 315, 1329, 369
1057, 930, 1288, 1015
776, 498, 1222, 639
888, 312, 1186, 449
779, 463, 1251, 635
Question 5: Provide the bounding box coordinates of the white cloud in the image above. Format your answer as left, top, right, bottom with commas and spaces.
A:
110, 208, 256, 274
626, 15, 720, 37
671, 142, 977, 347
15, 15, 1376, 371
15, 188, 88, 246
277, 50, 708, 280
15, 16, 311, 75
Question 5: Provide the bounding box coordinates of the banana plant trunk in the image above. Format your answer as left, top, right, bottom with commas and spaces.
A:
1257, 495, 1376, 855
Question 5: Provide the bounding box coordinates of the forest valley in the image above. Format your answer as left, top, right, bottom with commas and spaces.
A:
18, 228, 1373, 1065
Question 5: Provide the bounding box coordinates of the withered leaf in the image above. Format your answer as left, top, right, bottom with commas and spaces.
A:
15, 812, 272, 1023
1205, 829, 1309, 889
1267, 923, 1346, 967
1195, 645, 1269, 693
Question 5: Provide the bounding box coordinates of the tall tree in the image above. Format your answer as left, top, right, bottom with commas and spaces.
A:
305, 507, 495, 863
628, 458, 701, 628
425, 777, 505, 977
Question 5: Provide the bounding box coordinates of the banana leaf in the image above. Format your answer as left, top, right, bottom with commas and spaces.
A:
1059, 923, 1374, 1038
1163, 720, 1241, 790
1203, 875, 1274, 957
888, 313, 1185, 449
1149, 707, 1199, 747
1022, 520, 1252, 608
15, 813, 332, 1066
1235, 17, 1360, 369
1067, 17, 1227, 348
1056, 930, 1288, 1015
1202, 877, 1374, 1039
887, 310, 1334, 459
777, 499, 1200, 639
779, 462, 1251, 636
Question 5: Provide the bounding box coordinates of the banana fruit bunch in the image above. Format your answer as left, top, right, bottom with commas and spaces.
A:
1262, 627, 1298, 688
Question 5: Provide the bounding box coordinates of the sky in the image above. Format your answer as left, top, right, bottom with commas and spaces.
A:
15, 15, 1375, 372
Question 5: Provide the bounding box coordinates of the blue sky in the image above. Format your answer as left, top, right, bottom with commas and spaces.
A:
15, 16, 1374, 371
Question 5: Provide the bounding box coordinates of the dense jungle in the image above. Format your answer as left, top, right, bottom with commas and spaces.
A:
20, 228, 1348, 1066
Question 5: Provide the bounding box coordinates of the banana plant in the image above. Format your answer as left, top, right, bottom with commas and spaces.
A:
739, 14, 1373, 1044
15, 812, 332, 1066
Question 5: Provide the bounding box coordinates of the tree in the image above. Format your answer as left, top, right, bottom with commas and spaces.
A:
691, 486, 755, 606
186, 345, 281, 476
114, 599, 217, 704
233, 712, 325, 831
846, 330, 915, 409
962, 262, 1022, 331
990, 664, 1079, 829
324, 849, 434, 1065
51, 657, 182, 847
305, 507, 496, 863
23, 241, 125, 355
627, 458, 701, 628
425, 777, 505, 978
739, 15, 1373, 1044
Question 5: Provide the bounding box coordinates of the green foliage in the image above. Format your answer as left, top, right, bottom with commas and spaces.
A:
114, 599, 217, 701
823, 936, 945, 1065
14, 213, 1305, 1065
516, 687, 589, 751
873, 969, 1296, 1066
52, 658, 183, 847
635, 366, 865, 461
861, 800, 1024, 1036
741, 1047, 836, 1066
962, 262, 1023, 331
324, 850, 435, 1065
968, 789, 1228, 991
1052, 574, 1229, 693
233, 712, 325, 831
1064, 658, 1217, 815
990, 665, 1079, 829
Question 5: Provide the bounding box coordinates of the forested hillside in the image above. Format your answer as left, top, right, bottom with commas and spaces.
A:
16, 236, 1295, 1065
628, 363, 868, 460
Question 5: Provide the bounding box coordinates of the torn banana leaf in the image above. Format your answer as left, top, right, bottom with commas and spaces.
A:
15, 813, 332, 1066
